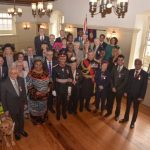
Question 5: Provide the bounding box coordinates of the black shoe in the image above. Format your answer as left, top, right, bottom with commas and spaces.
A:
93, 109, 98, 113
86, 108, 91, 112
115, 116, 119, 121
79, 107, 83, 112
15, 134, 21, 140
119, 119, 128, 123
104, 112, 111, 117
50, 108, 55, 113
20, 131, 28, 137
63, 114, 67, 119
56, 116, 60, 121
130, 123, 134, 129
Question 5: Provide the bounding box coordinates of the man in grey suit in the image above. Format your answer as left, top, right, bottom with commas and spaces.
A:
1, 67, 28, 140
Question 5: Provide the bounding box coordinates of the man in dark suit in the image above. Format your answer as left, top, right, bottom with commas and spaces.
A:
105, 55, 129, 121
55, 29, 65, 42
99, 34, 108, 50
1, 67, 28, 140
94, 61, 110, 115
74, 29, 83, 43
0, 56, 8, 102
24, 47, 36, 70
34, 28, 50, 56
44, 50, 57, 113
119, 59, 148, 129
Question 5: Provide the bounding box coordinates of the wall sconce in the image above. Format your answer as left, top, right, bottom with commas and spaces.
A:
40, 24, 47, 29
23, 24, 30, 30
106, 30, 117, 42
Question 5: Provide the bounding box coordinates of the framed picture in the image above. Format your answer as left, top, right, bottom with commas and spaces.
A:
76, 28, 97, 39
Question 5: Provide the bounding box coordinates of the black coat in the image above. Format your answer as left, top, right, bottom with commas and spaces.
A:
34, 35, 50, 56
125, 69, 148, 99
111, 66, 129, 94
1, 77, 27, 114
43, 59, 58, 76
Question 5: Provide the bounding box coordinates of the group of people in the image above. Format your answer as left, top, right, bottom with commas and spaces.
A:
0, 28, 148, 141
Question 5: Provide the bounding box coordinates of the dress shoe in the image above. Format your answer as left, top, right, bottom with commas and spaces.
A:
99, 111, 104, 116
56, 116, 60, 121
15, 134, 21, 140
93, 109, 98, 113
115, 116, 119, 121
79, 107, 83, 112
63, 114, 67, 119
104, 112, 111, 117
130, 123, 134, 129
50, 108, 55, 113
20, 131, 28, 137
119, 119, 128, 123
86, 108, 91, 112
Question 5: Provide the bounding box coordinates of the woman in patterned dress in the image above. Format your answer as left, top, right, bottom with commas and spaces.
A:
26, 58, 51, 125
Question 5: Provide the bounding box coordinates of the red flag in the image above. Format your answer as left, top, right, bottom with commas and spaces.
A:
83, 15, 87, 34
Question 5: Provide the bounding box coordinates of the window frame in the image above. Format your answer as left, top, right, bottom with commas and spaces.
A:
0, 11, 16, 36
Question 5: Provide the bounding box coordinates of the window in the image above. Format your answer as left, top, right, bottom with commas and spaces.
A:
0, 12, 16, 35
143, 31, 150, 71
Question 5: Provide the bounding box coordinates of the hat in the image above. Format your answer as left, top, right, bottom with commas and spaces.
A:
58, 50, 67, 57
2, 43, 15, 52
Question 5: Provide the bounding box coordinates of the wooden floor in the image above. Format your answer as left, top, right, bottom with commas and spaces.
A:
1, 100, 150, 150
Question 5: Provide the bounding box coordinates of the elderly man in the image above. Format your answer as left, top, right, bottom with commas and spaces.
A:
119, 59, 148, 129
1, 67, 28, 140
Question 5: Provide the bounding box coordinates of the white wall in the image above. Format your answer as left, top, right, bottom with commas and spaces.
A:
53, 0, 150, 29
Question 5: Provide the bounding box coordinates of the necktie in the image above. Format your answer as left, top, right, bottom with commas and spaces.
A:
135, 70, 139, 78
14, 80, 20, 96
118, 66, 121, 72
29, 57, 33, 70
48, 62, 52, 76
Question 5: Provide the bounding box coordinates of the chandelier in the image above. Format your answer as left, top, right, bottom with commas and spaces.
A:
89, 0, 128, 18
7, 0, 22, 17
31, 1, 53, 17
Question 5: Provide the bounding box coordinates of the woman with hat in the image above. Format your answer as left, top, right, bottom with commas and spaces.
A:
26, 57, 51, 125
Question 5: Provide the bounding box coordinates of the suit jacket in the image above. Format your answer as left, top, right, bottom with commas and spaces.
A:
0, 66, 8, 101
0, 66, 8, 80
125, 69, 148, 99
24, 55, 36, 69
44, 59, 58, 76
1, 77, 27, 114
111, 65, 129, 93
95, 69, 110, 90
100, 42, 107, 50
74, 36, 82, 42
3, 56, 15, 69
34, 35, 50, 56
